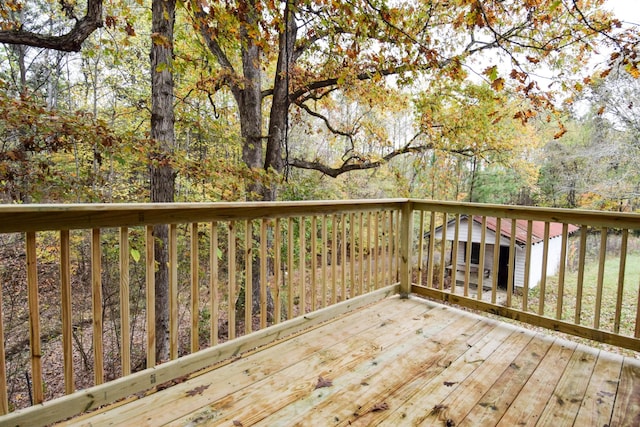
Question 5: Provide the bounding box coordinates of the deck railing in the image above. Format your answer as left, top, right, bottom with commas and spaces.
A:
1, 199, 640, 425
409, 200, 640, 353
0, 200, 403, 423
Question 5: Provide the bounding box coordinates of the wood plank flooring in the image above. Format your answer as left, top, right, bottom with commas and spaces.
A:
63, 296, 640, 426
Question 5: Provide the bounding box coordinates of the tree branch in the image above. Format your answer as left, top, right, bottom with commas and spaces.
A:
294, 101, 356, 139
0, 0, 103, 52
289, 135, 475, 178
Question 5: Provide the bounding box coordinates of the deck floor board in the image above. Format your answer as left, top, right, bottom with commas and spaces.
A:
63, 296, 640, 427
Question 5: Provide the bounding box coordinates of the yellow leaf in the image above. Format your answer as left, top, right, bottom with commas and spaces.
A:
491, 77, 504, 91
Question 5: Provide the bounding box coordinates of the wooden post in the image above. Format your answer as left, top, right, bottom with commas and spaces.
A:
439, 212, 447, 291
452, 214, 461, 295
245, 220, 252, 334
260, 219, 268, 329
538, 222, 550, 315
311, 216, 317, 311
478, 216, 486, 300
91, 229, 104, 386
614, 229, 628, 334
0, 247, 7, 414
400, 202, 413, 297
169, 224, 178, 360
427, 212, 436, 289
491, 217, 501, 304
333, 214, 339, 302
321, 216, 328, 304
274, 218, 281, 324
556, 223, 569, 320
190, 223, 199, 353
575, 226, 588, 325
523, 220, 533, 311
298, 217, 305, 315
145, 225, 156, 368
595, 227, 608, 330
60, 230, 74, 394
119, 227, 131, 376
210, 222, 219, 345
228, 221, 236, 339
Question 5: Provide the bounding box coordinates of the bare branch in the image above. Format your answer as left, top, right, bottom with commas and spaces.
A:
0, 0, 103, 52
295, 101, 355, 139
289, 135, 475, 178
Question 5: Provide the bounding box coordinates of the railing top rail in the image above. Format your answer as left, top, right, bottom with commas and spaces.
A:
2, 198, 640, 233
0, 199, 407, 233
410, 199, 640, 230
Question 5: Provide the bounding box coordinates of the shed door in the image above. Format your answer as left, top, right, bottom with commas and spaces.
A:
498, 246, 511, 290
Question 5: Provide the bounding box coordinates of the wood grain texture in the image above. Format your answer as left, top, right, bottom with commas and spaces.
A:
47, 296, 640, 427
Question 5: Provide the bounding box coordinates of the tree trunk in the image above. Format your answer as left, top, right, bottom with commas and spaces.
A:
150, 0, 176, 363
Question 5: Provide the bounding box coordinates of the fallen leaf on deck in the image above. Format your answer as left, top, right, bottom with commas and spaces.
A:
371, 402, 389, 412
431, 404, 448, 415
185, 384, 210, 397
315, 376, 333, 389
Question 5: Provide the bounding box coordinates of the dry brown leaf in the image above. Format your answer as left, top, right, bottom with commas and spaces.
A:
315, 376, 333, 389
371, 402, 389, 412
185, 384, 210, 397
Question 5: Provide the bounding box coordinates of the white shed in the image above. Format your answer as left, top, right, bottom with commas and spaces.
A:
432, 216, 578, 290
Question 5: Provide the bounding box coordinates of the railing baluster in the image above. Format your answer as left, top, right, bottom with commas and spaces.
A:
636, 274, 640, 338
417, 211, 425, 287
575, 226, 588, 325
119, 227, 131, 376
452, 214, 460, 295
464, 215, 473, 297
614, 229, 628, 334
394, 211, 401, 282
210, 221, 219, 345
341, 214, 347, 300
538, 223, 550, 315
358, 212, 364, 295
274, 218, 282, 324
298, 217, 305, 316
228, 221, 236, 338
321, 215, 328, 303
191, 223, 199, 352
506, 219, 516, 308
260, 219, 268, 329
91, 228, 104, 384
0, 259, 6, 414
491, 217, 500, 304
478, 216, 486, 300
169, 224, 178, 360
27, 232, 43, 400
523, 221, 533, 311
439, 213, 447, 291
373, 212, 379, 291
350, 213, 356, 296
310, 216, 317, 311
332, 214, 338, 302
594, 227, 608, 329
145, 225, 155, 368
60, 230, 73, 394
287, 218, 293, 319
364, 213, 371, 295
556, 224, 569, 320
245, 220, 252, 334
427, 212, 436, 289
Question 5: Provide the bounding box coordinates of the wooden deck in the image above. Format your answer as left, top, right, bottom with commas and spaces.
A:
61, 296, 640, 427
